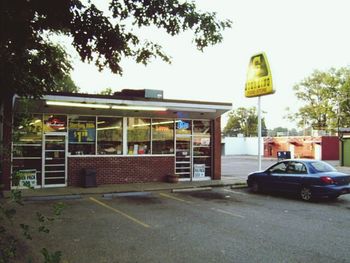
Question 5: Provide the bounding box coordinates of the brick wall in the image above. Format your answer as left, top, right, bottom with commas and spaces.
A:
1, 96, 13, 190
68, 156, 175, 186
212, 117, 221, 180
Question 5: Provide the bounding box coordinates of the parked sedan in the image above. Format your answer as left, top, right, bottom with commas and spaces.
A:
247, 159, 350, 201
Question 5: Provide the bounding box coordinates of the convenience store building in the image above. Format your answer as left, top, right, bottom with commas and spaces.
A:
1, 90, 232, 190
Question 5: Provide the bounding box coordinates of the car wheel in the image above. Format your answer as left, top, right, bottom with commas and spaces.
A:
251, 181, 260, 193
300, 187, 312, 201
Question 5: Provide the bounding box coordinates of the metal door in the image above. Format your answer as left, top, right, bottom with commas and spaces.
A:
42, 133, 67, 187
175, 135, 192, 181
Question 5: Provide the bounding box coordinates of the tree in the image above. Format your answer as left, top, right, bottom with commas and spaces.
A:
267, 127, 300, 137
290, 67, 350, 133
99, 87, 114, 95
0, 0, 232, 99
223, 107, 267, 137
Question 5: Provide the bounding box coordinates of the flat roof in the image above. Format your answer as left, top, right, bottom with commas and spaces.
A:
15, 92, 232, 119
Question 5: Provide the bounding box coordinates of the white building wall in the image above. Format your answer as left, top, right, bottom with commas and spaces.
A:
223, 137, 264, 156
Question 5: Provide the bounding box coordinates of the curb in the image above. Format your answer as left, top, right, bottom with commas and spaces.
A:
24, 194, 82, 202
172, 187, 212, 193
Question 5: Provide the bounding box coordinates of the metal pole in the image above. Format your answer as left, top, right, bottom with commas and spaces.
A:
258, 96, 262, 171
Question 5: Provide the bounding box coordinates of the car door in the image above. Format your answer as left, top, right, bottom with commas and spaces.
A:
281, 161, 308, 193
266, 161, 288, 190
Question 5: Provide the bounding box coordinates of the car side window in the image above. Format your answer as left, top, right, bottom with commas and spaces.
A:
269, 162, 287, 173
287, 162, 307, 174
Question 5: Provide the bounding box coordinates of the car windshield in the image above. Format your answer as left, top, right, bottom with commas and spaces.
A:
309, 161, 337, 173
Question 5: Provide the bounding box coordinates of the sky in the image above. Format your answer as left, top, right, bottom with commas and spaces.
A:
63, 0, 350, 130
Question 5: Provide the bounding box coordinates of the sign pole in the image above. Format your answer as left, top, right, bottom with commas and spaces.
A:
244, 52, 274, 171
258, 96, 262, 171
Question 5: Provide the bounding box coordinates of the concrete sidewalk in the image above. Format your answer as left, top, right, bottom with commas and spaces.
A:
4, 177, 246, 200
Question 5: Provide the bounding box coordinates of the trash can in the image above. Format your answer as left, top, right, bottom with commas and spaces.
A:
277, 151, 291, 161
81, 168, 97, 188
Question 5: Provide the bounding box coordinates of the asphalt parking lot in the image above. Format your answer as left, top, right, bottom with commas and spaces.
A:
12, 187, 350, 263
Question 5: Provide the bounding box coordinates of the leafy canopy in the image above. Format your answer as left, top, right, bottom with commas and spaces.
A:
0, 0, 232, 98
223, 107, 267, 137
290, 67, 350, 133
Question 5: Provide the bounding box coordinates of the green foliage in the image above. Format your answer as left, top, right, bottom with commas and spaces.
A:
223, 107, 267, 137
0, 0, 231, 99
0, 187, 64, 262
267, 127, 300, 137
291, 67, 350, 132
41, 248, 62, 263
99, 87, 114, 95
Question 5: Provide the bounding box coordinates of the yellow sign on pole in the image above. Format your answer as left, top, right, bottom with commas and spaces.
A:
245, 52, 274, 97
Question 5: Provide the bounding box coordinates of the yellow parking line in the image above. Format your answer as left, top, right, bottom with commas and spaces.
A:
89, 197, 150, 228
159, 193, 193, 204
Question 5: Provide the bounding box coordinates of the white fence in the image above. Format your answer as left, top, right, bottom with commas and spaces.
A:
222, 137, 264, 156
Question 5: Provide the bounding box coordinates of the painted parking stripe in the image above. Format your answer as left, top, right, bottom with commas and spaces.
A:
89, 197, 150, 228
159, 193, 193, 204
224, 189, 248, 196
211, 208, 245, 219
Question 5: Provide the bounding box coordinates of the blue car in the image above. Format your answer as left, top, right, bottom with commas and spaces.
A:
247, 159, 350, 201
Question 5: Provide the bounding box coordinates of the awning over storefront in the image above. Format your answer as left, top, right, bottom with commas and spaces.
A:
14, 92, 232, 120
288, 139, 303, 146
264, 137, 278, 145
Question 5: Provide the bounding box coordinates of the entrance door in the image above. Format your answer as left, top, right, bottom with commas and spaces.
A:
344, 139, 350, 166
289, 144, 295, 159
314, 144, 322, 160
43, 133, 67, 187
175, 135, 192, 181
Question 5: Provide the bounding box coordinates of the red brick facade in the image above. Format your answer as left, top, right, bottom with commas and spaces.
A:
68, 156, 175, 186
264, 136, 339, 160
212, 117, 221, 180
1, 97, 13, 190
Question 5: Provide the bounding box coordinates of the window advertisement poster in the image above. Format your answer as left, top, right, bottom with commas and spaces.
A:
69, 119, 96, 143
44, 115, 67, 132
17, 169, 37, 188
193, 164, 206, 178
176, 120, 191, 135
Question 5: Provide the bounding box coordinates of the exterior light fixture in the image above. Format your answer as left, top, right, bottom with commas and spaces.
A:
46, 101, 110, 109
111, 105, 167, 111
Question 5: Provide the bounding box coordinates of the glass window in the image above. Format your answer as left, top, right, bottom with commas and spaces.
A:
193, 120, 211, 135
309, 161, 336, 173
12, 113, 43, 187
97, 117, 123, 155
43, 114, 67, 132
192, 120, 211, 177
68, 115, 96, 155
269, 162, 287, 173
152, 119, 174, 154
127, 118, 150, 155
175, 120, 191, 135
287, 162, 307, 174
13, 113, 42, 144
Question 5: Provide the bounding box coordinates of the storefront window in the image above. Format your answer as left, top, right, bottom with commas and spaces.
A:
127, 118, 150, 155
193, 120, 211, 135
43, 114, 67, 133
68, 115, 96, 155
193, 120, 212, 177
97, 117, 123, 155
175, 120, 191, 135
152, 119, 174, 154
13, 113, 42, 144
12, 113, 43, 187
